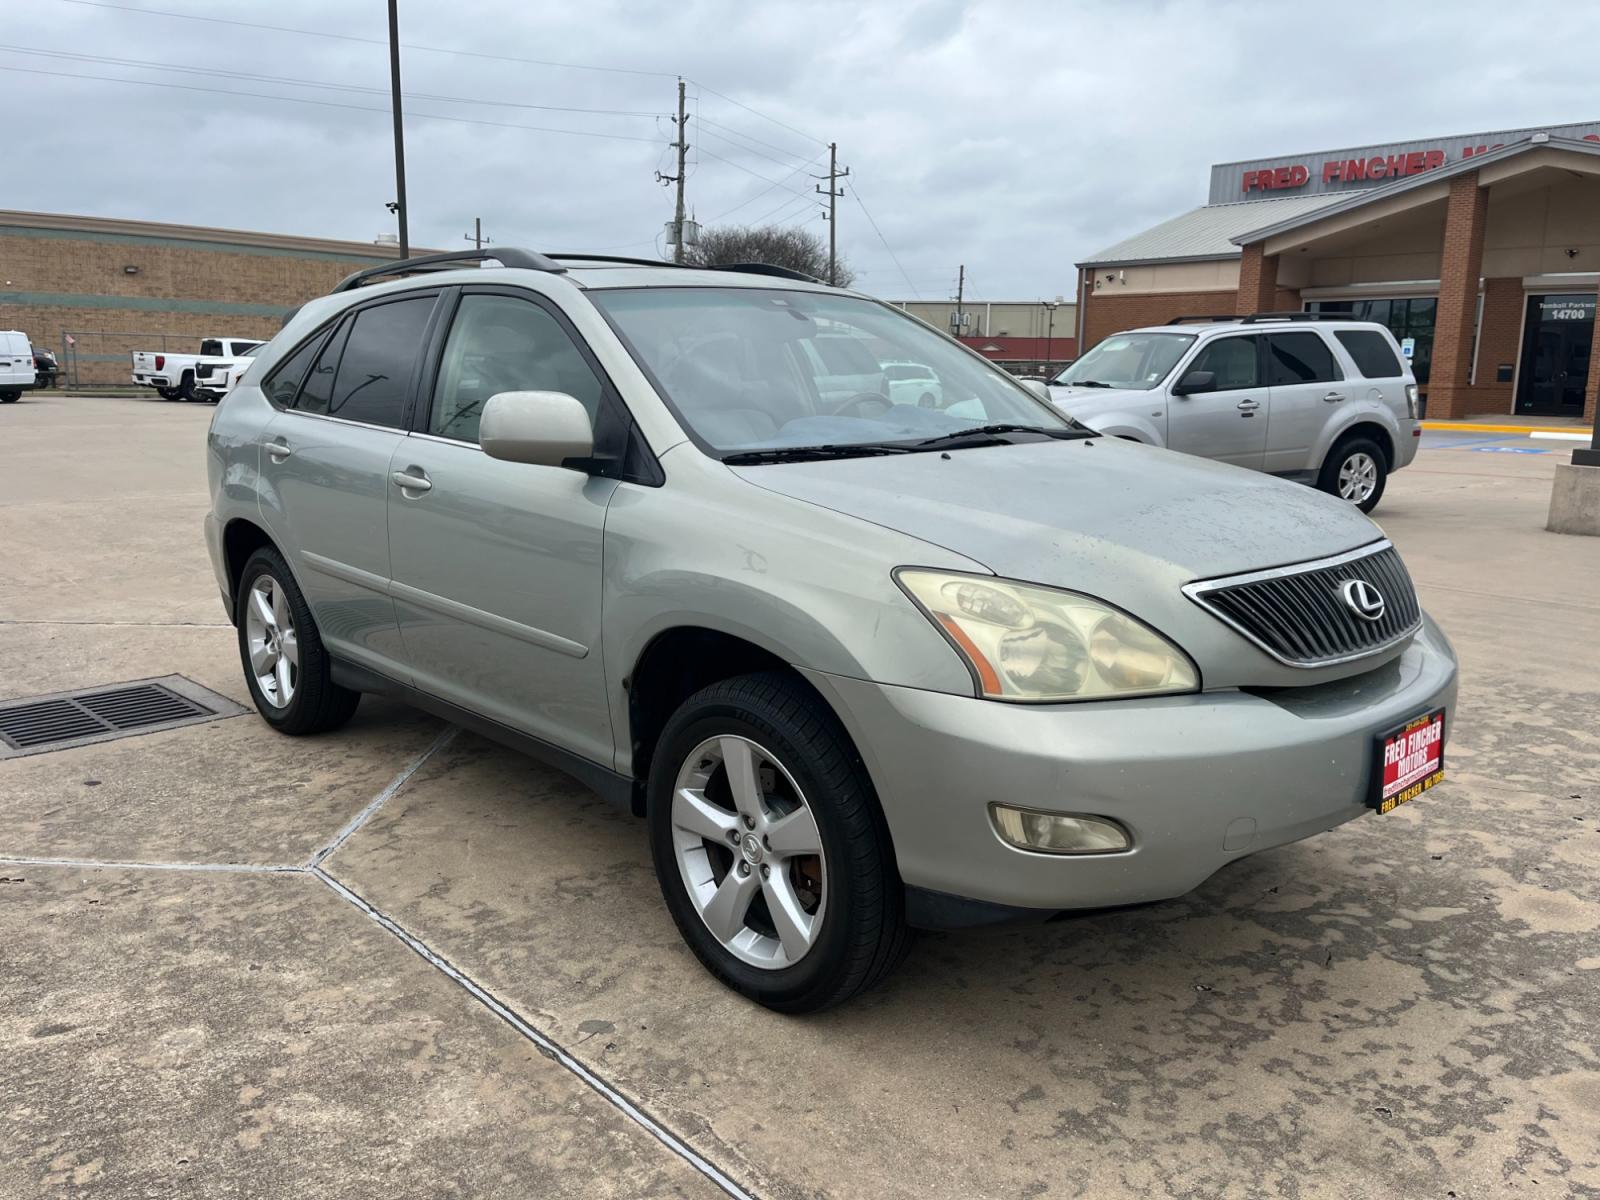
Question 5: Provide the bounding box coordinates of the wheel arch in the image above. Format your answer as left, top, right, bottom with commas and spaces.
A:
220, 517, 282, 622
1323, 418, 1396, 470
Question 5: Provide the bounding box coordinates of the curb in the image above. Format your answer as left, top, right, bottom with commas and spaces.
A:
1421, 421, 1589, 435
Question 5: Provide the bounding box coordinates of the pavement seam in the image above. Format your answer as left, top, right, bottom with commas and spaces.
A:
0, 855, 299, 873
307, 724, 459, 868
310, 866, 758, 1200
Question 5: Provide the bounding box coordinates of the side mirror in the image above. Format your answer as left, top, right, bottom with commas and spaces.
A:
1171, 370, 1216, 396
480, 391, 594, 468
1020, 379, 1051, 402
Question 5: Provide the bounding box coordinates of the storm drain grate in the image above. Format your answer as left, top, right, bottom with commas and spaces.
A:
0, 675, 248, 759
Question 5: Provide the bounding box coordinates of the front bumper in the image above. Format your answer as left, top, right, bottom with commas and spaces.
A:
803, 614, 1457, 918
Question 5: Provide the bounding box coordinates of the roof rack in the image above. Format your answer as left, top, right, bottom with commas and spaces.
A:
332, 248, 565, 293
1166, 311, 1346, 325
714, 262, 822, 283
547, 253, 684, 269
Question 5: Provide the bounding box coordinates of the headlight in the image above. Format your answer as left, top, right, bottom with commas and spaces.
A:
895, 569, 1199, 702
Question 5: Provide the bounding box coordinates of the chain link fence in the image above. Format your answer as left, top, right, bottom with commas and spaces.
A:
58, 329, 195, 390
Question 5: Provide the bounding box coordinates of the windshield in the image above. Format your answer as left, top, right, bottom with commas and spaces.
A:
592, 287, 1075, 454
1053, 331, 1194, 391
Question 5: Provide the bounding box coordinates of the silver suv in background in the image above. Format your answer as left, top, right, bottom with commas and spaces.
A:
1047, 315, 1421, 512
206, 252, 1456, 1011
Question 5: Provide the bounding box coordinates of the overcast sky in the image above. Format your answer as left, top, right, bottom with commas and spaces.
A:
6, 0, 1600, 300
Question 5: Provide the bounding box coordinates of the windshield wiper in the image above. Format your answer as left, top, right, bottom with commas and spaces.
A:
1064, 379, 1113, 388
722, 442, 918, 465
914, 423, 1088, 448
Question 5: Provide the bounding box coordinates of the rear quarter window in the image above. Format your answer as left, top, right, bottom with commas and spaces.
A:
1335, 330, 1404, 378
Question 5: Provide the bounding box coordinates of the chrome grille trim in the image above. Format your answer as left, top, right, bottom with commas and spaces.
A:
1183, 540, 1423, 668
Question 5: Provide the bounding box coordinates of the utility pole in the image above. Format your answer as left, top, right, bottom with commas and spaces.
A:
1043, 300, 1059, 375
672, 78, 688, 263
386, 0, 409, 259
813, 142, 849, 285
953, 264, 965, 340
463, 217, 490, 250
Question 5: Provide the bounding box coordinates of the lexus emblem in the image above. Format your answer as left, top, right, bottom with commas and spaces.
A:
1339, 579, 1386, 622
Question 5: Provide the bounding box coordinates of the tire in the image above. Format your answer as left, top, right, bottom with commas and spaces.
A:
0, 390, 18, 403
176, 373, 196, 401
235, 547, 360, 735
1318, 434, 1388, 514
647, 671, 911, 1013
158, 387, 180, 401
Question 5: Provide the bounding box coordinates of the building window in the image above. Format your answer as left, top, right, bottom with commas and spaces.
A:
1305, 297, 1437, 384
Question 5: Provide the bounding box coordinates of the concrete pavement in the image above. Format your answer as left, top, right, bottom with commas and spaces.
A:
2, 394, 1597, 1199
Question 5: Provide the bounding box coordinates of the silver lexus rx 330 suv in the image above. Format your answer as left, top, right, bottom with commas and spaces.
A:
205, 249, 1457, 1012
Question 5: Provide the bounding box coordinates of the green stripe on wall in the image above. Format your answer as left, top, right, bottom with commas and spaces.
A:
0, 224, 392, 265
0, 292, 294, 316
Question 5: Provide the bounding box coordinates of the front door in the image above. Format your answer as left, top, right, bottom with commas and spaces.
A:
1516, 294, 1595, 416
387, 288, 618, 767
1167, 333, 1269, 468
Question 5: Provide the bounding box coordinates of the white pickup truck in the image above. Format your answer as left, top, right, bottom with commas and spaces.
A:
131, 337, 262, 401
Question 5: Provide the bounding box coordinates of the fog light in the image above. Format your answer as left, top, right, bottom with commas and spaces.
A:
989, 804, 1131, 855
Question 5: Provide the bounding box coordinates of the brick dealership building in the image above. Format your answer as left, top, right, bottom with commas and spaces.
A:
0, 211, 412, 387
1077, 121, 1600, 420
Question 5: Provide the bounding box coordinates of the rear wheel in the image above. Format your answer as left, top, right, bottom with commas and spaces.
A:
1318, 435, 1387, 513
0, 390, 18, 403
647, 672, 911, 1012
236, 547, 360, 735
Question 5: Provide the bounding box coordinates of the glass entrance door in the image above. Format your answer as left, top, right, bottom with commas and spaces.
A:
1516, 294, 1594, 416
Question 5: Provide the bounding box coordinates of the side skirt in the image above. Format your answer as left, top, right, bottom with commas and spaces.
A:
330, 658, 635, 812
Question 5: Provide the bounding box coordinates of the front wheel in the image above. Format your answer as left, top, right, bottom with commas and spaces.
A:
647, 672, 911, 1012
1318, 436, 1388, 513
0, 390, 18, 403
235, 547, 360, 735
157, 387, 180, 400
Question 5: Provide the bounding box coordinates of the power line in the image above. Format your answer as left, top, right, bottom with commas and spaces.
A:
0, 63, 666, 143
0, 44, 666, 118
694, 116, 814, 165
696, 125, 815, 172
695, 144, 814, 195
748, 189, 819, 228
849, 181, 919, 298
701, 150, 828, 223
691, 82, 827, 148
57, 0, 680, 78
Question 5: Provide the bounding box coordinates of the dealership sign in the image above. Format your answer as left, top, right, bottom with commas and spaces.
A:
1209, 120, 1600, 202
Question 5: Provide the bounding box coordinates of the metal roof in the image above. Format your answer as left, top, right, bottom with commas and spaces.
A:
1077, 192, 1367, 268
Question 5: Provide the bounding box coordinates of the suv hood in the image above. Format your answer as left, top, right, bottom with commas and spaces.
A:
1047, 384, 1155, 426
730, 438, 1377, 590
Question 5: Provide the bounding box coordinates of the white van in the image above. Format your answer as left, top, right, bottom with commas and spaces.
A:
0, 330, 35, 402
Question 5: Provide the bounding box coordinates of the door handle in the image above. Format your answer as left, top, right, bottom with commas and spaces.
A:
391, 469, 432, 493
1236, 398, 1260, 412
1322, 391, 1346, 403
265, 441, 292, 462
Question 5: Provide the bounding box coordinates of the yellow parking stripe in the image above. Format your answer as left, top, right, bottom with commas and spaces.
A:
1421, 421, 1587, 435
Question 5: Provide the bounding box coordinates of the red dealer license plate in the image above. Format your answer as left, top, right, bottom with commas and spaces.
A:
1371, 708, 1446, 814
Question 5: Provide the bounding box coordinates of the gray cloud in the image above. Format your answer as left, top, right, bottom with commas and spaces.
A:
5, 0, 1597, 299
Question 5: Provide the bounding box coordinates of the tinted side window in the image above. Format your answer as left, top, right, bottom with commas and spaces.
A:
1335, 330, 1404, 378
1268, 332, 1341, 385
429, 294, 604, 443
1189, 335, 1259, 391
263, 330, 329, 407
324, 296, 436, 428
294, 321, 351, 414
200, 339, 222, 356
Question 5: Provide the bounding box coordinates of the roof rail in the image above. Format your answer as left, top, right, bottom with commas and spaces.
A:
547, 253, 685, 269
332, 248, 565, 293
1166, 311, 1348, 326
713, 262, 823, 283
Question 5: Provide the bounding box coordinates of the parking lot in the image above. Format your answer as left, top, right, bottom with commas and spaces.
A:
2, 393, 1597, 1199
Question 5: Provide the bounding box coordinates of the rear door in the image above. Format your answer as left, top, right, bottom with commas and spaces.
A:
0, 333, 31, 387
386, 286, 621, 765
256, 291, 441, 680
1262, 330, 1347, 474
1166, 333, 1268, 468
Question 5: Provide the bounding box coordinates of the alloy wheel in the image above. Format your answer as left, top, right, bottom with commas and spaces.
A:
1337, 451, 1379, 503
670, 735, 828, 969
244, 574, 299, 708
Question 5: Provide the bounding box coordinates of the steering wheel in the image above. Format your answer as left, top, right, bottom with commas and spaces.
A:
828, 391, 892, 419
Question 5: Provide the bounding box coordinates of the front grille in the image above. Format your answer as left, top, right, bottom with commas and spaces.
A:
1184, 542, 1422, 667
0, 676, 246, 758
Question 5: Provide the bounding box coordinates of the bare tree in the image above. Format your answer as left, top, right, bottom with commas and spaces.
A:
685, 225, 855, 288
